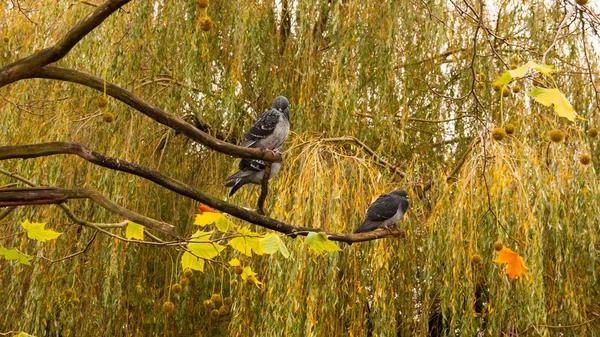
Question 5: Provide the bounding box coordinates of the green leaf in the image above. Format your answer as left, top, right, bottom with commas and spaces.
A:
188, 230, 225, 259
528, 87, 578, 121
181, 251, 205, 271
493, 71, 513, 87
228, 258, 241, 266
259, 234, 290, 258
194, 212, 223, 227
21, 219, 61, 242
305, 232, 341, 255
0, 245, 32, 265
125, 221, 144, 240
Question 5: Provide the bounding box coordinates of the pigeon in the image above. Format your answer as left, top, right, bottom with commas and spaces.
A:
241, 96, 290, 150
225, 148, 283, 196
354, 190, 409, 233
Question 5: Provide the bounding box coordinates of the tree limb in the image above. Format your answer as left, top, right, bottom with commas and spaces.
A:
0, 0, 131, 87
0, 187, 174, 233
27, 65, 281, 162
0, 142, 405, 243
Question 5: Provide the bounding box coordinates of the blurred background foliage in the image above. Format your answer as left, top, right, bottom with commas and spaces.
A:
1, 0, 599, 336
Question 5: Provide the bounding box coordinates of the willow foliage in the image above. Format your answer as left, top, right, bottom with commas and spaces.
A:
1, 0, 599, 336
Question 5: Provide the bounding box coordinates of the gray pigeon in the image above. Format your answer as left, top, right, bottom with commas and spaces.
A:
354, 190, 409, 233
225, 148, 283, 196
241, 96, 290, 150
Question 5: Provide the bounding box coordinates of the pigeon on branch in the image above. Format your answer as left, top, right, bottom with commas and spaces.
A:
241, 96, 290, 151
354, 190, 409, 233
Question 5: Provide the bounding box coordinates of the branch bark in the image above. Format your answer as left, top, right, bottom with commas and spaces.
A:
0, 142, 404, 243
27, 65, 281, 162
0, 187, 174, 233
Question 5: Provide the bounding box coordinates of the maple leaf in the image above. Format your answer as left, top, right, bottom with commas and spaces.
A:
21, 219, 61, 242
0, 245, 33, 265
493, 247, 529, 280
305, 232, 341, 255
528, 87, 578, 122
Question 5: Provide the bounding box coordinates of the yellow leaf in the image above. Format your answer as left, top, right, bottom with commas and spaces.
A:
228, 258, 241, 266
305, 232, 341, 255
0, 245, 32, 265
240, 266, 263, 287
181, 251, 205, 271
215, 215, 236, 232
259, 234, 290, 258
188, 230, 225, 259
125, 221, 144, 240
21, 220, 61, 242
493, 247, 529, 280
493, 61, 555, 87
194, 212, 223, 227
528, 87, 578, 121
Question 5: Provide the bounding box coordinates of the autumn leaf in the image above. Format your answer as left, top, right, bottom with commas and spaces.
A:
194, 212, 223, 227
198, 204, 216, 214
305, 232, 341, 255
228, 258, 241, 266
493, 61, 555, 87
188, 230, 225, 259
181, 252, 205, 271
493, 247, 529, 280
125, 221, 144, 240
13, 333, 35, 337
528, 87, 578, 122
228, 227, 265, 256
240, 266, 263, 287
21, 219, 61, 242
0, 245, 33, 265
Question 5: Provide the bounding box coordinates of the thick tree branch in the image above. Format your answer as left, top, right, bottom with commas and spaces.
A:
27, 65, 281, 162
0, 142, 405, 243
0, 187, 174, 233
0, 0, 131, 87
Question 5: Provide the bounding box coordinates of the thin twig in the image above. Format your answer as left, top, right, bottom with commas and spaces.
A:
37, 232, 98, 263
256, 162, 272, 215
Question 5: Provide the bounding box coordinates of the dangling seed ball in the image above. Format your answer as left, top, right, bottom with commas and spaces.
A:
210, 309, 220, 318
491, 127, 506, 141
196, 0, 209, 8
470, 254, 482, 265
501, 87, 511, 98
199, 17, 213, 31
548, 129, 566, 143
493, 241, 504, 251
103, 112, 115, 123
183, 268, 193, 278
512, 85, 521, 93
588, 127, 598, 138
203, 299, 214, 310
171, 284, 182, 294
579, 154, 591, 165
477, 72, 486, 81
95, 96, 108, 108
492, 83, 501, 92
504, 124, 516, 135
163, 301, 175, 313
476, 81, 484, 89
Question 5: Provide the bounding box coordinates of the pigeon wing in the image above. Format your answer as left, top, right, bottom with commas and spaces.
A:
364, 193, 401, 222
242, 109, 280, 145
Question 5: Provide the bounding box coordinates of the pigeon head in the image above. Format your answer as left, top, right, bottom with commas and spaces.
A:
272, 96, 290, 119
392, 190, 409, 199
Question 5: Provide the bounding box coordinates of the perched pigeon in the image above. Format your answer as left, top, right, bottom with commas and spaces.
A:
354, 190, 409, 233
225, 148, 283, 196
241, 96, 290, 150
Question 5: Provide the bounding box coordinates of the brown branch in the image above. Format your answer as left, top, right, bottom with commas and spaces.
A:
27, 65, 281, 162
0, 142, 404, 243
256, 162, 272, 215
0, 187, 174, 233
38, 231, 98, 263
0, 0, 131, 87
